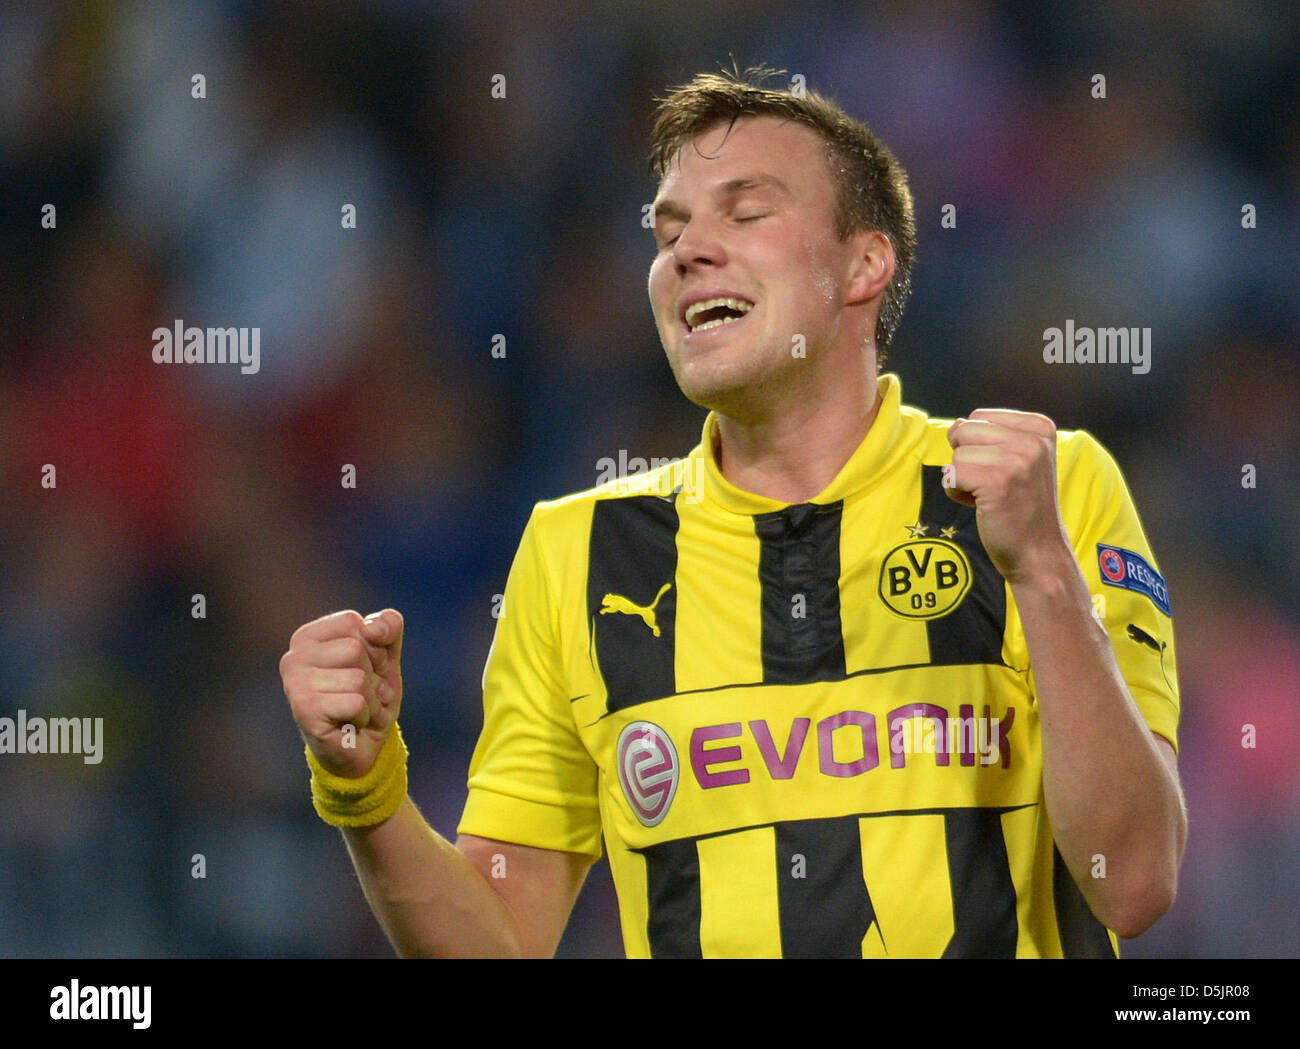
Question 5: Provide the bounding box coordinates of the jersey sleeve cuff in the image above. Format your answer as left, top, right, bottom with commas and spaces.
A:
1130, 685, 1180, 756
458, 786, 604, 859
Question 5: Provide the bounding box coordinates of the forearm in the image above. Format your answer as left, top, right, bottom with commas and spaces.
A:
341, 795, 524, 958
1012, 544, 1186, 937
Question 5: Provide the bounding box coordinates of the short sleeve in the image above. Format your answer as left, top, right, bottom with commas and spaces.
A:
1055, 430, 1181, 753
456, 506, 603, 856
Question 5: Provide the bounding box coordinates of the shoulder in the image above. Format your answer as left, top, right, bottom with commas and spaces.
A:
1053, 427, 1130, 508
522, 449, 701, 550
1055, 425, 1118, 472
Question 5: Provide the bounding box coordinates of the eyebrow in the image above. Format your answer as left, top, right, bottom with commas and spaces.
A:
652, 174, 792, 225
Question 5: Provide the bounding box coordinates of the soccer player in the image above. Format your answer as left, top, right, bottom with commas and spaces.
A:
280, 67, 1186, 958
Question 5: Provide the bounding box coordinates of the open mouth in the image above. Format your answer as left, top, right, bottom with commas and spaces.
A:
682, 296, 754, 335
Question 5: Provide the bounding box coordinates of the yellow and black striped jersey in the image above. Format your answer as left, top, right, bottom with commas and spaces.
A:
457, 373, 1180, 958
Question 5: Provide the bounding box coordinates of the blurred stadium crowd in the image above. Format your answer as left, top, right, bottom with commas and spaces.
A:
0, 1, 1296, 957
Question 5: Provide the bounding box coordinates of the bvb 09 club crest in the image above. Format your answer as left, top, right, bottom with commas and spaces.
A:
878, 539, 972, 620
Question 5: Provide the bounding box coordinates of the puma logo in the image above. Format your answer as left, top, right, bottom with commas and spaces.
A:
600, 583, 672, 637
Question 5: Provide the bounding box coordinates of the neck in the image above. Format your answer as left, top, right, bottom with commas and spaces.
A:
714, 367, 882, 504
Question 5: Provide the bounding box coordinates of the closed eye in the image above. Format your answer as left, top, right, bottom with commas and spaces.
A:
658, 212, 769, 250
657, 228, 681, 249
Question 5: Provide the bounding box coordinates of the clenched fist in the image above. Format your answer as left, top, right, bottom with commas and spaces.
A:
280, 609, 404, 779
944, 409, 1073, 585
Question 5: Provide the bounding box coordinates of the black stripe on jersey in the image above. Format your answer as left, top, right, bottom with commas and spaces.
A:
588, 495, 679, 714
919, 465, 1008, 667
755, 502, 848, 684
1052, 845, 1117, 958
775, 815, 876, 958
642, 838, 703, 959
940, 807, 1019, 957
635, 804, 1035, 958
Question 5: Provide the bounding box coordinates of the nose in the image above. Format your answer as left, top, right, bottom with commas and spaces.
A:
672, 214, 727, 270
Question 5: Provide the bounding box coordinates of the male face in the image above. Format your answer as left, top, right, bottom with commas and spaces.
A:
648, 116, 863, 418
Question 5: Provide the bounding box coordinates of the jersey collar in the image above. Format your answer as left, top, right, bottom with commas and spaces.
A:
693, 372, 911, 516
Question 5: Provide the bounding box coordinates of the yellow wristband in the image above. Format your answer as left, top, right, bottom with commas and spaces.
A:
305, 723, 409, 828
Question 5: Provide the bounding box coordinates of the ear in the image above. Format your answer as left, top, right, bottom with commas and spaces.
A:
845, 230, 895, 308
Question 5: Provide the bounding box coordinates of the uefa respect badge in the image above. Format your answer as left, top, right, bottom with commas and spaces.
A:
1097, 544, 1171, 615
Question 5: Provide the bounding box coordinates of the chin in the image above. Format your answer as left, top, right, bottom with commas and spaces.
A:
671, 353, 737, 400
673, 366, 773, 418
665, 334, 788, 414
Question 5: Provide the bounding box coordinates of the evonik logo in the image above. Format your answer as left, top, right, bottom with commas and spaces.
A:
686, 703, 1016, 791
617, 706, 1017, 825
